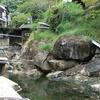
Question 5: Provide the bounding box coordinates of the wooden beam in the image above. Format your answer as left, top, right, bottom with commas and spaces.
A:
0, 34, 22, 38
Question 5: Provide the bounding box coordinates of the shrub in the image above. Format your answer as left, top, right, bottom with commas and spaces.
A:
38, 43, 53, 51
0, 0, 24, 12
17, 0, 48, 21
12, 13, 30, 27
33, 31, 57, 41
44, 2, 84, 33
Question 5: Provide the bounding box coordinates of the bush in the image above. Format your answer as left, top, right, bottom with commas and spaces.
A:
17, 0, 48, 21
44, 2, 84, 33
38, 43, 53, 51
0, 0, 24, 12
33, 31, 57, 41
12, 13, 30, 27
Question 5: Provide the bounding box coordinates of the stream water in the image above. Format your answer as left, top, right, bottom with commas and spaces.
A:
9, 75, 100, 100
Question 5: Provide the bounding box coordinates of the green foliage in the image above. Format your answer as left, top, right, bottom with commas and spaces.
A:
0, 0, 24, 12
44, 2, 84, 32
32, 23, 37, 31
0, 0, 48, 26
12, 13, 30, 27
28, 30, 58, 51
17, 0, 48, 21
28, 1, 100, 52
38, 43, 53, 51
1, 0, 100, 44
33, 31, 57, 41
49, 2, 100, 39
63, 2, 84, 15
78, 9, 100, 39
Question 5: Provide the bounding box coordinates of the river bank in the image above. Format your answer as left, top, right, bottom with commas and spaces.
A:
6, 35, 100, 100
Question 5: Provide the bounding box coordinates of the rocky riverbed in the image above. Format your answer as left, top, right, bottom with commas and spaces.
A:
8, 35, 100, 98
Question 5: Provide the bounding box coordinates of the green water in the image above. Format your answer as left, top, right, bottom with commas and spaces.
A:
10, 76, 100, 100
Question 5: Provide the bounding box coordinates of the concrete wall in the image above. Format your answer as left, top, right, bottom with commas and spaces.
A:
0, 37, 9, 46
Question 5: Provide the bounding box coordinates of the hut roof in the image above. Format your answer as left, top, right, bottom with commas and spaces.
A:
0, 5, 6, 10
19, 24, 32, 29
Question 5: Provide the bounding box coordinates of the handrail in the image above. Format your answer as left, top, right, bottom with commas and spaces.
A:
0, 34, 22, 38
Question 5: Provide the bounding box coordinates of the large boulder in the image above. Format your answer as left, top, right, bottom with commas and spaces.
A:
81, 59, 100, 77
48, 59, 77, 71
53, 36, 96, 62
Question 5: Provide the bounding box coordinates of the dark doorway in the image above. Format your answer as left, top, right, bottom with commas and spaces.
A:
0, 63, 5, 75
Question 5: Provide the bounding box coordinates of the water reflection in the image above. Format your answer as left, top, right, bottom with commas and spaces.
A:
10, 76, 100, 100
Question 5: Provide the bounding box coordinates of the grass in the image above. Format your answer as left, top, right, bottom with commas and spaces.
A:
38, 43, 53, 51
33, 31, 57, 41
28, 30, 58, 51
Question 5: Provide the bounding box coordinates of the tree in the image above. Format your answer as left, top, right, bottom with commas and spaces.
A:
0, 0, 24, 12
17, 0, 48, 21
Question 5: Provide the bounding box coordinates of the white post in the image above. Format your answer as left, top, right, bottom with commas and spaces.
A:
63, 0, 72, 3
